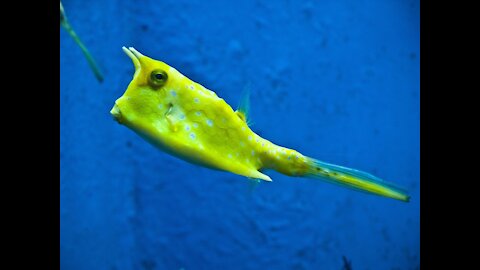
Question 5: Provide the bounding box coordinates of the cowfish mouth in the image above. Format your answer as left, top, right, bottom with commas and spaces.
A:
110, 103, 123, 123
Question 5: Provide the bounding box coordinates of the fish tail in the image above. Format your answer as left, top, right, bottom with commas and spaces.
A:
303, 157, 410, 202
259, 143, 409, 202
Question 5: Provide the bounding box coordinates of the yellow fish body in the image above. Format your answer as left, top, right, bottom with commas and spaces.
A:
111, 47, 410, 202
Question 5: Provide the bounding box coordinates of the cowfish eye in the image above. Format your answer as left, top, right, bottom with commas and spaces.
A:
149, 69, 168, 88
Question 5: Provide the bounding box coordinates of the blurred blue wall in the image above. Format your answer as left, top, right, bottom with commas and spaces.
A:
60, 0, 419, 269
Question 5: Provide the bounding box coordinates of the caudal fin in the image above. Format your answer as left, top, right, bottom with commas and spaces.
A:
305, 158, 410, 202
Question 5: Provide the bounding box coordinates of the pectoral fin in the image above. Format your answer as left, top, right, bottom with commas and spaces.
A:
165, 103, 179, 132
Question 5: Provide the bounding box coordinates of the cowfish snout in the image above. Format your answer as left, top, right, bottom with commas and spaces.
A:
110, 47, 142, 124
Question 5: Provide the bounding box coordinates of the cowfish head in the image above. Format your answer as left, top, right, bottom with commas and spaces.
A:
110, 47, 183, 135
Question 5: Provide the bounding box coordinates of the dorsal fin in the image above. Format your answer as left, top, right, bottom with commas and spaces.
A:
235, 83, 252, 126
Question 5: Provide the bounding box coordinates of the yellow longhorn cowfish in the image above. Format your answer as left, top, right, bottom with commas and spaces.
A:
111, 47, 410, 202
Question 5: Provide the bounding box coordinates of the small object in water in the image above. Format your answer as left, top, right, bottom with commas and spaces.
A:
60, 2, 103, 82
111, 47, 410, 202
342, 256, 352, 270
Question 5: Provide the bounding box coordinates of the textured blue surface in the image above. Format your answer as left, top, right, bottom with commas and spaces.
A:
60, 0, 419, 269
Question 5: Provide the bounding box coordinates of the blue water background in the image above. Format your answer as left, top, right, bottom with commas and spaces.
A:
60, 0, 419, 269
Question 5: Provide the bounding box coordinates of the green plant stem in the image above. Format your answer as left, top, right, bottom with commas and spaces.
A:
61, 2, 104, 82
